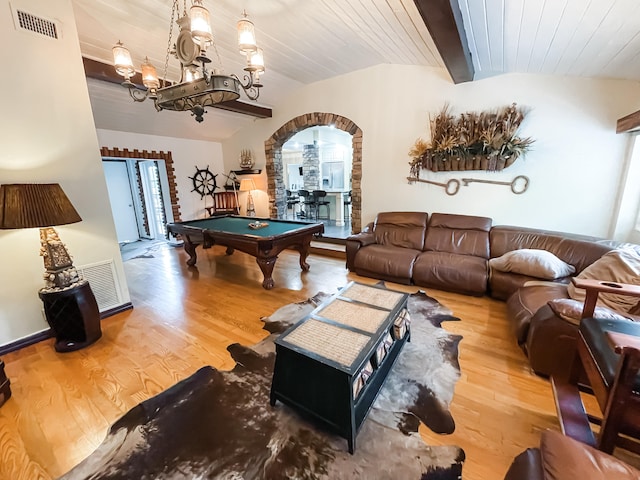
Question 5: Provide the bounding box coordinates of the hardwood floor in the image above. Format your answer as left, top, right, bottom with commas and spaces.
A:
0, 242, 572, 479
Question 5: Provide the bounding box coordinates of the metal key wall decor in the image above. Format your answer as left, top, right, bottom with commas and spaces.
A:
407, 175, 530, 195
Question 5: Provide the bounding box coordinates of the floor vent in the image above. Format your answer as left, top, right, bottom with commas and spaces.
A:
12, 7, 59, 39
77, 260, 123, 313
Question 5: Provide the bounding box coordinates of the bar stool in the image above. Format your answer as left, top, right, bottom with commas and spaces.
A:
285, 190, 299, 219
343, 190, 352, 219
297, 189, 316, 219
313, 190, 330, 220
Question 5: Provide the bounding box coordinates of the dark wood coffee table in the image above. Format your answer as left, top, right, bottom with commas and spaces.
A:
270, 282, 411, 453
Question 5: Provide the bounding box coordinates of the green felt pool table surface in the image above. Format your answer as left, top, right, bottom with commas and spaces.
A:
166, 216, 324, 289
177, 216, 315, 238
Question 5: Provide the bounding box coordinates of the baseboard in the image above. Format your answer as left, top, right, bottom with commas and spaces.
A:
310, 242, 346, 259
100, 302, 133, 319
0, 302, 134, 355
0, 330, 53, 356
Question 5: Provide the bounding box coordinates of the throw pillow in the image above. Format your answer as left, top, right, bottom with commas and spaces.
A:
489, 249, 576, 280
567, 248, 640, 313
547, 298, 633, 326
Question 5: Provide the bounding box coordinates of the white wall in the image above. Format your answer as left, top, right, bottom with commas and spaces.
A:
223, 64, 640, 238
0, 0, 129, 347
96, 130, 225, 221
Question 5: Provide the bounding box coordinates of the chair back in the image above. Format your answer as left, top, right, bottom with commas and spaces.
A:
208, 191, 239, 216
312, 190, 328, 201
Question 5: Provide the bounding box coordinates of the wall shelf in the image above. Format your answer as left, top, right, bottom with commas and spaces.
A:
232, 169, 262, 175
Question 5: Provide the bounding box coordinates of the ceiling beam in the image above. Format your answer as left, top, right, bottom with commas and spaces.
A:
82, 57, 272, 119
617, 110, 640, 134
413, 0, 474, 84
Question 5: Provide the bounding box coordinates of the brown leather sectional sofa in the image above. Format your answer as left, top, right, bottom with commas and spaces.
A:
346, 211, 634, 378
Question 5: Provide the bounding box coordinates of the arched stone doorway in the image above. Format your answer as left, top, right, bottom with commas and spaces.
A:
264, 113, 362, 233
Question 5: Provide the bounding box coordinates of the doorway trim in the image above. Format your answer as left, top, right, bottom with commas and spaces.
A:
100, 147, 182, 225
264, 112, 362, 233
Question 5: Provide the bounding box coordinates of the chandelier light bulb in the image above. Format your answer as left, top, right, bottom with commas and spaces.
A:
141, 57, 160, 90
249, 47, 265, 74
190, 0, 213, 46
237, 12, 257, 54
182, 64, 203, 82
112, 41, 135, 79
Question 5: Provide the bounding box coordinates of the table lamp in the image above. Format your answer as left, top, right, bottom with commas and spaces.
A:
239, 178, 257, 217
0, 183, 102, 352
0, 183, 82, 289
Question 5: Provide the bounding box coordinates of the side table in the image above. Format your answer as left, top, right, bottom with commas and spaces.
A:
38, 280, 102, 352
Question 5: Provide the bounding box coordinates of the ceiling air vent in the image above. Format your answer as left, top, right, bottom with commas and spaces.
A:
12, 8, 59, 39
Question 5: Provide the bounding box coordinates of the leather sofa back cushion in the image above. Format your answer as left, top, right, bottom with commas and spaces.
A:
424, 213, 492, 257
540, 430, 640, 479
490, 226, 613, 274
373, 211, 428, 250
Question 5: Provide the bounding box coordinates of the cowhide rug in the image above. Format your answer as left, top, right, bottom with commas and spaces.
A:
61, 286, 464, 479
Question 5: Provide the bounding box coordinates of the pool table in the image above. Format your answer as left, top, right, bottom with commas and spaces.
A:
166, 216, 324, 289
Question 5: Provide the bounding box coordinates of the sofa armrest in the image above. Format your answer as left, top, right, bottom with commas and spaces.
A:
346, 232, 376, 270
503, 448, 543, 480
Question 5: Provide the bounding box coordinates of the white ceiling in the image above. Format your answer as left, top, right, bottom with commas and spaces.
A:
459, 0, 640, 80
69, 0, 640, 143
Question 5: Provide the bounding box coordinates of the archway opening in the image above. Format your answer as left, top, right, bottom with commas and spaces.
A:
264, 113, 362, 236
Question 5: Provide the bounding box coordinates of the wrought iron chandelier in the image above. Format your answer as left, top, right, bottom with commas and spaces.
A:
112, 0, 265, 123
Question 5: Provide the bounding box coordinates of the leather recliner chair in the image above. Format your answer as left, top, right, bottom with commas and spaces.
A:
504, 430, 640, 479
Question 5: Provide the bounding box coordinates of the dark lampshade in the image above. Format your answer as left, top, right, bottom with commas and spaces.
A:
0, 183, 81, 229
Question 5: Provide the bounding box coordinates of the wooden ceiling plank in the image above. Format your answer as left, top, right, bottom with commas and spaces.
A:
370, 0, 427, 64
458, 0, 488, 76
554, 1, 617, 76
319, 0, 409, 64
82, 57, 272, 119
380, 0, 441, 65
413, 0, 474, 83
579, 2, 640, 77
396, 0, 445, 66
526, 0, 570, 73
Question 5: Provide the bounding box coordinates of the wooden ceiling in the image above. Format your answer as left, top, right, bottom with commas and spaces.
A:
66, 0, 640, 142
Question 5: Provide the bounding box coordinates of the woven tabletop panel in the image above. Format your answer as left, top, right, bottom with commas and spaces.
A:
284, 319, 370, 366
341, 283, 405, 310
317, 299, 388, 334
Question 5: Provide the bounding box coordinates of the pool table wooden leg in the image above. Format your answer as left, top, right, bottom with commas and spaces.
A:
256, 257, 277, 290
299, 238, 312, 271
182, 236, 198, 267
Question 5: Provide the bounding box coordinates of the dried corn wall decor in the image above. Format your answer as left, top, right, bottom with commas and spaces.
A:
408, 103, 534, 176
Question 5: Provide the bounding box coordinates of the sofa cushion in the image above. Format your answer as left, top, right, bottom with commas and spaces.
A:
540, 430, 640, 479
567, 248, 640, 313
352, 244, 421, 285
413, 251, 488, 296
490, 249, 576, 280
373, 211, 428, 250
424, 213, 492, 257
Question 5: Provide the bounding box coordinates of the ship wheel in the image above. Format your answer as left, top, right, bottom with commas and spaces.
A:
189, 165, 217, 198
